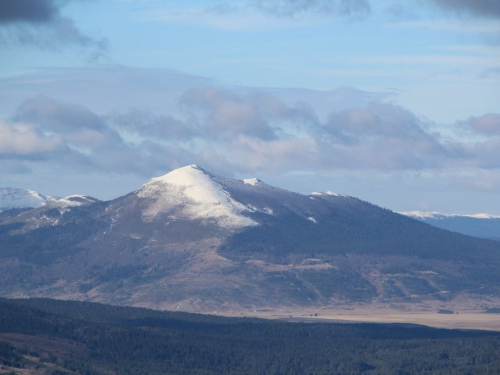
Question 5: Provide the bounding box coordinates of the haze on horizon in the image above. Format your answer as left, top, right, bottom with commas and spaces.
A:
0, 0, 499, 215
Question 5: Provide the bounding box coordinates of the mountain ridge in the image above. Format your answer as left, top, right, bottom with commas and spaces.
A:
0, 187, 56, 212
0, 165, 499, 312
400, 211, 500, 240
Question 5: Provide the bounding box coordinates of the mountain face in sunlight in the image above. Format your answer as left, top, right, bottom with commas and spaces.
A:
1, 165, 499, 312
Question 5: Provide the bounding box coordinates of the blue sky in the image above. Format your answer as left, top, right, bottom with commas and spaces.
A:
1, 0, 499, 214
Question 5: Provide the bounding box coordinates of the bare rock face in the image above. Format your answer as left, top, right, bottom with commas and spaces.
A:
1, 165, 500, 312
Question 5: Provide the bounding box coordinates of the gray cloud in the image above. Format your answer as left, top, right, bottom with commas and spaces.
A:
15, 96, 107, 134
246, 92, 319, 127
462, 113, 500, 136
452, 170, 500, 192
8, 96, 204, 177
0, 66, 395, 129
209, 0, 370, 18
4, 91, 499, 184
175, 90, 471, 172
478, 67, 500, 79
318, 103, 464, 170
0, 0, 108, 55
0, 66, 215, 117
324, 103, 434, 141
425, 0, 500, 18
0, 0, 58, 24
180, 88, 279, 141
106, 109, 195, 141
250, 0, 371, 18
0, 159, 31, 174
0, 117, 68, 159
13, 96, 125, 153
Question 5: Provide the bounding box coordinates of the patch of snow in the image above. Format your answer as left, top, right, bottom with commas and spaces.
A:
246, 204, 258, 212
243, 178, 262, 186
55, 195, 96, 207
37, 195, 99, 216
399, 211, 500, 220
311, 191, 340, 197
137, 165, 257, 228
263, 207, 274, 215
469, 213, 500, 219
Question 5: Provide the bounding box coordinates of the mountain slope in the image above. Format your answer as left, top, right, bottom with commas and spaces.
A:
400, 211, 500, 240
6, 195, 101, 233
0, 165, 499, 311
0, 207, 32, 224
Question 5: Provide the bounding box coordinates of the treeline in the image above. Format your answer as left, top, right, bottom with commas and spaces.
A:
1, 298, 500, 374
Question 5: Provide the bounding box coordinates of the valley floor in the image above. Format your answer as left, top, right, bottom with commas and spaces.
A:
221, 307, 500, 331
2, 298, 500, 374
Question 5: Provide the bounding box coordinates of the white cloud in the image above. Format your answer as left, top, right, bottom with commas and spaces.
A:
0, 118, 66, 157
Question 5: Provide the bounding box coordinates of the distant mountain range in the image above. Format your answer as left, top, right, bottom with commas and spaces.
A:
400, 211, 500, 241
0, 187, 56, 223
0, 187, 55, 211
2, 185, 497, 241
1, 165, 499, 312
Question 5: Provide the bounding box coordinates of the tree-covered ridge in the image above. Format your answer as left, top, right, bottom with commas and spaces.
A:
1, 298, 500, 375
222, 196, 500, 261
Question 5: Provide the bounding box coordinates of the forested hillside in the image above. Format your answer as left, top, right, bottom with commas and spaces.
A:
1, 298, 500, 374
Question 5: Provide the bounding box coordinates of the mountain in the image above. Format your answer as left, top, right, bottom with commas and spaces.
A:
0, 187, 56, 224
0, 165, 499, 312
5, 195, 100, 233
0, 187, 55, 212
400, 211, 500, 240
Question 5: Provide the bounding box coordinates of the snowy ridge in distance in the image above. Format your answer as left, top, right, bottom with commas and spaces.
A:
400, 211, 500, 220
0, 187, 56, 211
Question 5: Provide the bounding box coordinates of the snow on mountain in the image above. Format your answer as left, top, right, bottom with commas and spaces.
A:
51, 195, 100, 214
400, 211, 500, 220
4, 194, 100, 233
0, 187, 55, 212
399, 211, 500, 240
311, 191, 341, 197
136, 165, 257, 228
243, 178, 263, 186
2, 165, 500, 311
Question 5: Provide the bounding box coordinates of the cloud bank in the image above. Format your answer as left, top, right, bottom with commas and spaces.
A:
425, 0, 500, 18
0, 0, 107, 55
247, 0, 371, 18
1, 88, 498, 182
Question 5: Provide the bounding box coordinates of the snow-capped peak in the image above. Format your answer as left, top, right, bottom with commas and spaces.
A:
399, 211, 500, 220
0, 187, 56, 211
149, 165, 205, 185
136, 165, 257, 228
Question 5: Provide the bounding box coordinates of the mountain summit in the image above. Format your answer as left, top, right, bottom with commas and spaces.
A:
0, 165, 499, 312
136, 165, 257, 228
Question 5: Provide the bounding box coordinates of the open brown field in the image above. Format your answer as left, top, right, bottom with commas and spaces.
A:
220, 306, 500, 331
